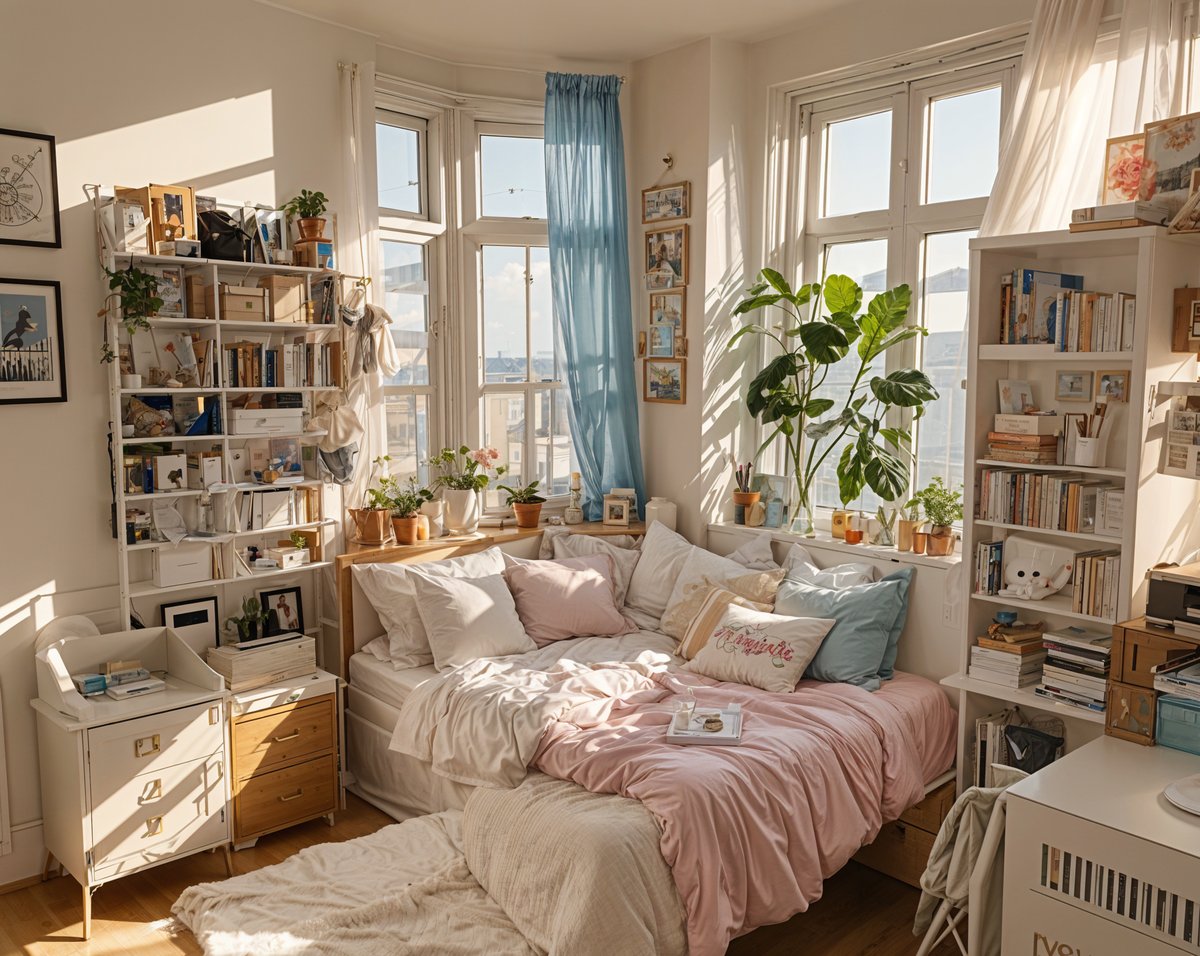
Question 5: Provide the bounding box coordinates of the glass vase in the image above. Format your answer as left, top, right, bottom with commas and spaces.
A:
789, 498, 817, 537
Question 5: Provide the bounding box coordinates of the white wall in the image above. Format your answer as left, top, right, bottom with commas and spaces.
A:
0, 0, 374, 885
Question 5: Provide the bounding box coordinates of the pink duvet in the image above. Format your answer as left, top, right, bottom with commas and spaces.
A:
534, 671, 955, 956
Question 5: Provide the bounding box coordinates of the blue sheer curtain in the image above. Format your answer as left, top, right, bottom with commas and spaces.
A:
544, 72, 646, 520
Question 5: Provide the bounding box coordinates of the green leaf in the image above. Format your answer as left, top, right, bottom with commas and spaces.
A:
878, 427, 913, 447
870, 368, 940, 407
804, 398, 835, 417
746, 280, 769, 296
864, 446, 911, 501
746, 354, 796, 418
823, 274, 862, 315
828, 310, 862, 345
760, 267, 792, 296
726, 324, 760, 350
794, 283, 817, 306
866, 285, 911, 333
860, 325, 924, 363
804, 418, 841, 441
733, 293, 782, 316
837, 443, 865, 505
797, 322, 850, 364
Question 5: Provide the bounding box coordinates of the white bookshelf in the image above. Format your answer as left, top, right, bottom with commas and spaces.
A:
948, 226, 1200, 791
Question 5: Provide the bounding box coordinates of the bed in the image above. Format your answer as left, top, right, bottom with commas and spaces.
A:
335, 526, 957, 954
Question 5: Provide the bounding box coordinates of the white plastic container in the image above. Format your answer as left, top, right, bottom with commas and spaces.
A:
645, 496, 677, 531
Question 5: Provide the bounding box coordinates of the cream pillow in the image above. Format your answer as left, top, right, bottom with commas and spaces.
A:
550, 533, 642, 606
725, 534, 780, 571
407, 568, 535, 671
659, 550, 785, 639
624, 522, 697, 622
783, 544, 875, 587
683, 604, 835, 693
676, 585, 774, 660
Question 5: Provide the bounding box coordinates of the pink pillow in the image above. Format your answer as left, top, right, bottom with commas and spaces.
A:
505, 554, 635, 647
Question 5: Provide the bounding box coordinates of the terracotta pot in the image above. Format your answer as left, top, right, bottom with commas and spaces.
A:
512, 502, 543, 529
392, 515, 420, 545
896, 518, 923, 552
732, 490, 760, 526
926, 525, 956, 556
297, 217, 326, 241
349, 507, 390, 545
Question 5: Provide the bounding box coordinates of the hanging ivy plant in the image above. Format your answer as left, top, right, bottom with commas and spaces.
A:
98, 266, 163, 363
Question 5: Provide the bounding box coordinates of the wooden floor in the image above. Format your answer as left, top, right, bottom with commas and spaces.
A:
0, 794, 957, 956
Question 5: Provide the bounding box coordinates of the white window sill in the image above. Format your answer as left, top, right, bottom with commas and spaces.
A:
707, 521, 961, 570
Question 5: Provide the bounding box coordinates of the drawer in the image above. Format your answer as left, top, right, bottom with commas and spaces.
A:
90, 753, 227, 878
1113, 623, 1196, 688
234, 752, 336, 841
1106, 680, 1157, 745
853, 818, 935, 888
899, 780, 955, 834
88, 702, 223, 799
233, 695, 334, 779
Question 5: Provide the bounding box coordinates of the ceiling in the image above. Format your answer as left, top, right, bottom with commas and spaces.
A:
265, 0, 847, 66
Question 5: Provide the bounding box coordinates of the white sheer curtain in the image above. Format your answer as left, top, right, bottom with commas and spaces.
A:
981, 0, 1188, 236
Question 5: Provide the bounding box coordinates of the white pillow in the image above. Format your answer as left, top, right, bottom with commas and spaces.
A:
353, 548, 507, 669
682, 603, 835, 693
407, 569, 535, 671
725, 534, 780, 571
624, 522, 696, 621
784, 544, 875, 588
539, 526, 642, 560
550, 534, 642, 605
362, 635, 392, 663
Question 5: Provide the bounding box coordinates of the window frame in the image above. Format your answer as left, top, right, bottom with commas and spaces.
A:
375, 108, 430, 221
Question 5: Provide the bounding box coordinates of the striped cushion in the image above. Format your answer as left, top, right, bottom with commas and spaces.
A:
676, 584, 774, 660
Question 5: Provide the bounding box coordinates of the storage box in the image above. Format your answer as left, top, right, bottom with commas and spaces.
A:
186, 275, 208, 318
994, 413, 1060, 436
152, 543, 212, 588
152, 453, 188, 492
1110, 619, 1197, 687
258, 275, 307, 323
208, 283, 267, 321
1156, 694, 1200, 755
187, 451, 223, 489
1105, 680, 1157, 745
229, 408, 304, 436
265, 546, 306, 569
206, 635, 316, 692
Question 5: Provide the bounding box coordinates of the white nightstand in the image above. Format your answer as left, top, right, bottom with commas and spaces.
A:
1004, 736, 1200, 954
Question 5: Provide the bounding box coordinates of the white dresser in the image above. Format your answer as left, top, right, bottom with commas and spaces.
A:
32, 627, 231, 939
1004, 736, 1200, 955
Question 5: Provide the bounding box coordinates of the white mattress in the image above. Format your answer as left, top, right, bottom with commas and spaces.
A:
349, 652, 439, 712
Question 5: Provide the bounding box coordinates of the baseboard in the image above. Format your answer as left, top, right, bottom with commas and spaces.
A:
0, 821, 45, 894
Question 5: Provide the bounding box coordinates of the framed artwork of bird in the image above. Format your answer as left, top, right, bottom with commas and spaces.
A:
0, 277, 66, 404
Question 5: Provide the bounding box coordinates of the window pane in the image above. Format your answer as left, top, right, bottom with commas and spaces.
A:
528, 247, 558, 382
480, 135, 546, 218
482, 393, 525, 508
376, 119, 422, 214
822, 110, 892, 218
915, 230, 973, 499
381, 240, 429, 386
534, 388, 576, 498
384, 393, 429, 476
925, 86, 1001, 204
482, 246, 528, 383
810, 239, 889, 512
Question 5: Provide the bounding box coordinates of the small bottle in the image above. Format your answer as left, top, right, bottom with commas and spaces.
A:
197, 491, 214, 533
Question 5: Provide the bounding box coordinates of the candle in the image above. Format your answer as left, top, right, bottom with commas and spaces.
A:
570, 471, 581, 490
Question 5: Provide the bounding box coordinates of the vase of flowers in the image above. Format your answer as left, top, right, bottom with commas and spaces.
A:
427, 445, 506, 535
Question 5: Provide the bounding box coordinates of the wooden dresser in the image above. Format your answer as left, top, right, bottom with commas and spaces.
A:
229, 670, 342, 848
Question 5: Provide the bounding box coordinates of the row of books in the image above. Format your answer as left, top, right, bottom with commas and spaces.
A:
1072, 549, 1121, 620
1034, 626, 1111, 714
976, 466, 1124, 536
222, 340, 343, 389
998, 269, 1135, 352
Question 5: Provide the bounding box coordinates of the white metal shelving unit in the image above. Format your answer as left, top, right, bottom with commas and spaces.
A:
948, 226, 1200, 791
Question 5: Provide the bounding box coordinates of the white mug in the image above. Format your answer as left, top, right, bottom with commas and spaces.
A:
121, 374, 142, 389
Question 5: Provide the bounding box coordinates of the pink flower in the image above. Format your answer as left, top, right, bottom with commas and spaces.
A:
1107, 143, 1145, 201
487, 448, 500, 460
471, 449, 492, 467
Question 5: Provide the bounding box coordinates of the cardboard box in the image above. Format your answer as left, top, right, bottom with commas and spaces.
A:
187, 451, 223, 489
208, 283, 267, 321
152, 453, 188, 491
186, 275, 208, 318
152, 543, 212, 588
230, 408, 304, 436
258, 275, 307, 323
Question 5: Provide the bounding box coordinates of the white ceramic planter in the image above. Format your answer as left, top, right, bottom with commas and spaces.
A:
442, 489, 480, 534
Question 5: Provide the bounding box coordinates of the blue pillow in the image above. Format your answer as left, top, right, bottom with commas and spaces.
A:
876, 567, 914, 680
774, 570, 910, 691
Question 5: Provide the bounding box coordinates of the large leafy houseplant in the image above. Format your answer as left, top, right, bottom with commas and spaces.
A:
728, 269, 939, 535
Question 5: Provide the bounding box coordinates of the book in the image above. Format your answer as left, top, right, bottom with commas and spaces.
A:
968, 665, 1041, 688
987, 432, 1059, 446
1071, 200, 1172, 224
1042, 627, 1112, 654
976, 635, 1046, 654
1033, 686, 1106, 713
994, 413, 1060, 436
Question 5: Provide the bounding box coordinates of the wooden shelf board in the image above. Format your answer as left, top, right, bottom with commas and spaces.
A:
129, 560, 333, 598
972, 520, 1122, 545
978, 344, 1134, 363
113, 250, 324, 275
975, 458, 1125, 478
122, 434, 226, 446
941, 672, 1105, 724
969, 590, 1114, 626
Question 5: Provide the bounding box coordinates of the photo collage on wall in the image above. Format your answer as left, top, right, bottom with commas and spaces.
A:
640, 180, 689, 404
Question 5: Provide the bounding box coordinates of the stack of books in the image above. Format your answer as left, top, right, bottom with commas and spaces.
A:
1035, 626, 1111, 714
1071, 549, 1121, 619
969, 626, 1047, 689
974, 540, 1004, 595
986, 432, 1058, 464
1070, 199, 1171, 232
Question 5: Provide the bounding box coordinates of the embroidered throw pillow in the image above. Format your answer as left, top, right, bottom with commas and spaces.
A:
682, 603, 835, 693
505, 553, 635, 647
675, 584, 774, 660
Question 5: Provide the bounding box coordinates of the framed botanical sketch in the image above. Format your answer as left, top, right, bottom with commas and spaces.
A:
0, 277, 66, 405
641, 181, 690, 223
1139, 112, 1200, 212
645, 225, 688, 285
650, 288, 686, 336
1100, 133, 1144, 205
643, 357, 686, 404
0, 128, 61, 248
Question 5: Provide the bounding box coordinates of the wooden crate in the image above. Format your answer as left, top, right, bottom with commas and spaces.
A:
1105, 680, 1158, 745
854, 779, 954, 888
1111, 618, 1197, 688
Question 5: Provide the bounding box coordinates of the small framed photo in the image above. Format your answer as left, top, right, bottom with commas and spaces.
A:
650, 288, 686, 336
750, 474, 791, 528
160, 596, 220, 653
998, 379, 1035, 414
644, 357, 686, 404
609, 486, 638, 516
1055, 370, 1094, 402
675, 336, 688, 357
1100, 133, 1144, 204
256, 208, 289, 264
0, 277, 67, 405
602, 494, 630, 527
648, 322, 675, 357
1192, 300, 1200, 338
645, 225, 688, 285
1096, 369, 1129, 402
144, 264, 185, 317
645, 272, 674, 291
641, 181, 690, 223
0, 128, 61, 248
259, 585, 304, 636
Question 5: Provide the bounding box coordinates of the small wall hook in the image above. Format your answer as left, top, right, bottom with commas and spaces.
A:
662, 153, 674, 170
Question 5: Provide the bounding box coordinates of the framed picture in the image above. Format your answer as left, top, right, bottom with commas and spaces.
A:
675, 336, 688, 357
645, 225, 688, 285
644, 357, 686, 404
1100, 133, 1145, 205
1055, 370, 1094, 402
256, 208, 289, 264
602, 494, 630, 527
997, 379, 1034, 414
609, 486, 638, 516
1193, 300, 1200, 338
750, 473, 791, 528
650, 288, 686, 336
0, 128, 60, 248
115, 184, 197, 245
1139, 112, 1200, 212
144, 264, 185, 317
259, 585, 304, 636
641, 181, 690, 223
160, 596, 220, 653
648, 322, 675, 357
645, 272, 674, 291
0, 278, 66, 405
1096, 369, 1129, 402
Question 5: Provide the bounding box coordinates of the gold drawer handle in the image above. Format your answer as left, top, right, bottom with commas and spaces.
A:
271, 731, 301, 743
134, 734, 160, 759
145, 816, 164, 837
278, 789, 304, 803
141, 779, 163, 802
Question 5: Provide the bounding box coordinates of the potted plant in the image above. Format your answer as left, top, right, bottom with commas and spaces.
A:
427, 446, 506, 535
390, 477, 433, 545
283, 189, 328, 242
896, 497, 925, 552
728, 270, 938, 536
98, 266, 163, 363
349, 455, 396, 545
910, 477, 962, 556
497, 479, 546, 529
224, 595, 270, 644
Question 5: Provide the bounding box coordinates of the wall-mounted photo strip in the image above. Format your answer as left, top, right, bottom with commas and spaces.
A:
641, 181, 690, 223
